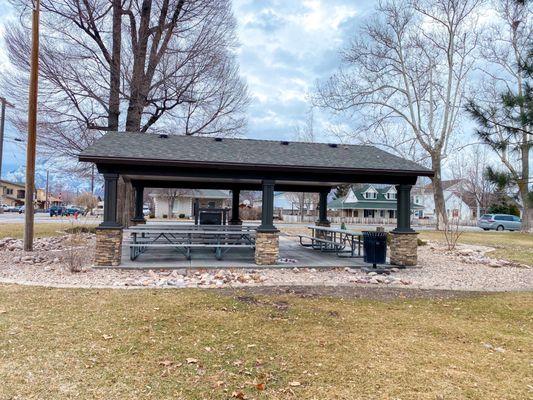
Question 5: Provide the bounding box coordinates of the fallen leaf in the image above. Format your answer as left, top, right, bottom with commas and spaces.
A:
158, 360, 173, 367
256, 383, 266, 391
186, 358, 198, 364
204, 347, 212, 352
102, 334, 113, 340
232, 391, 247, 399
0, 310, 6, 314
289, 381, 301, 387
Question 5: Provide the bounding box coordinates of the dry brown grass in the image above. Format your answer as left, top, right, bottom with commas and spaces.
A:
0, 222, 97, 240
419, 231, 533, 265
0, 285, 531, 399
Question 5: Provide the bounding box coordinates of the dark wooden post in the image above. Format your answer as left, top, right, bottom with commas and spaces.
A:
131, 183, 145, 224
393, 184, 414, 233
317, 190, 330, 226
257, 180, 277, 232
101, 173, 121, 228
230, 188, 242, 225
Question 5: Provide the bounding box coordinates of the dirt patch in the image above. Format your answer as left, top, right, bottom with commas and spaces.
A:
216, 285, 489, 301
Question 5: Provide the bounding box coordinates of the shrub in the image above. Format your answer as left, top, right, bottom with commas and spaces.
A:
162, 214, 168, 219
178, 213, 186, 219
64, 226, 96, 235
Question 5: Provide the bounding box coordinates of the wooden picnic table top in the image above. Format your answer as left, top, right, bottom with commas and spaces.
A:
307, 225, 363, 236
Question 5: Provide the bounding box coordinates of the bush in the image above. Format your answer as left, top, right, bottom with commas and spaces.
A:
64, 226, 96, 235
162, 214, 168, 219
178, 213, 186, 219
149, 214, 155, 219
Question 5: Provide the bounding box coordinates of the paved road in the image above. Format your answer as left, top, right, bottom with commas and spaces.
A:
0, 213, 101, 224
0, 213, 484, 232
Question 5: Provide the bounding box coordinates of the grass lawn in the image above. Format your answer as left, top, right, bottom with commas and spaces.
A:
0, 285, 531, 399
418, 231, 533, 265
0, 222, 97, 239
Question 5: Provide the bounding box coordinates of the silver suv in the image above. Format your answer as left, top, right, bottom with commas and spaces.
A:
478, 214, 522, 231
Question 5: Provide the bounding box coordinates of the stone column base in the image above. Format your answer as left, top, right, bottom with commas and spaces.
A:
95, 227, 123, 266
255, 231, 279, 265
390, 231, 418, 267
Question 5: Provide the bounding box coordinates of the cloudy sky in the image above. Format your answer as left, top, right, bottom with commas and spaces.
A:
0, 0, 376, 183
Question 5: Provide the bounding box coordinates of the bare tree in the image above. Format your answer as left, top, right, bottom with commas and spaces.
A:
466, 0, 531, 230
293, 106, 316, 143
284, 192, 319, 222
3, 0, 249, 163
315, 0, 481, 229
448, 144, 495, 218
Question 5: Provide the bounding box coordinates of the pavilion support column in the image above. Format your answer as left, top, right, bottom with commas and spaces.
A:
131, 183, 146, 225
229, 189, 242, 225
255, 180, 279, 265
95, 173, 123, 266
390, 184, 418, 267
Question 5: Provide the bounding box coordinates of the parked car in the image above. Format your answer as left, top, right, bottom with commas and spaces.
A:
477, 214, 522, 231
2, 204, 19, 212
64, 206, 86, 216
143, 207, 151, 216
49, 205, 65, 217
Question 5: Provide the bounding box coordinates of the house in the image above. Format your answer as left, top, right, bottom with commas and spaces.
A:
328, 184, 423, 220
412, 180, 474, 221
150, 189, 231, 218
35, 189, 62, 209
0, 180, 26, 207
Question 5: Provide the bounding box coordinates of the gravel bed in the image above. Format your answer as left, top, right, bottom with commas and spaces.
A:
0, 236, 531, 292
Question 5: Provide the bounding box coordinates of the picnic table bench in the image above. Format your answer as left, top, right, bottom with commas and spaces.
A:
126, 225, 256, 261
297, 225, 363, 258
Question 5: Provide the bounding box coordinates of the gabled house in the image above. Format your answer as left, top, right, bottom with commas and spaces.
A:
412, 180, 474, 221
328, 184, 423, 220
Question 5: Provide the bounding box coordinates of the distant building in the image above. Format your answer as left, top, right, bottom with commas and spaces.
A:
412, 180, 473, 221
0, 180, 62, 209
0, 180, 26, 207
150, 189, 231, 218
328, 184, 423, 220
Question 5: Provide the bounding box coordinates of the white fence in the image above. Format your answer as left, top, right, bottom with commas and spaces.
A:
280, 214, 478, 227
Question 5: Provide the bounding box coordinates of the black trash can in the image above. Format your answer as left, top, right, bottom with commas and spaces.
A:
362, 231, 387, 267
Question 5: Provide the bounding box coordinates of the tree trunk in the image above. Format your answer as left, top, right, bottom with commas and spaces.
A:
108, 0, 122, 131
519, 130, 530, 231
431, 153, 447, 230
125, 0, 152, 131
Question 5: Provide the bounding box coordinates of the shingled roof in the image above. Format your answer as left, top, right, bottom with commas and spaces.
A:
79, 132, 433, 175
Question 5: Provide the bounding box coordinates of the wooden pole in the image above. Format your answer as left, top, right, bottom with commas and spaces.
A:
24, 0, 40, 252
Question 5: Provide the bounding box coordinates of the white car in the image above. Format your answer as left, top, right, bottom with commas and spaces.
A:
143, 207, 151, 216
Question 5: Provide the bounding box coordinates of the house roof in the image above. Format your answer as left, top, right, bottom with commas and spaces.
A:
0, 180, 25, 188
79, 132, 433, 176
423, 179, 462, 191
329, 185, 423, 210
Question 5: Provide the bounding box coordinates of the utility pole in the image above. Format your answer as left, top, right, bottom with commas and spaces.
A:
24, 0, 40, 252
45, 170, 49, 210
0, 97, 15, 180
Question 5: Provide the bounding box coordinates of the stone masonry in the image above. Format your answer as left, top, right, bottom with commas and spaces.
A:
255, 231, 279, 265
390, 232, 418, 266
95, 228, 123, 266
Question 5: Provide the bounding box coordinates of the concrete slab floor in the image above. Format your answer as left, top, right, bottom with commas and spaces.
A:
115, 235, 370, 270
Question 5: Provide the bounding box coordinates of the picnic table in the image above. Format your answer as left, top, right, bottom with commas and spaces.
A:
126, 224, 256, 261
297, 225, 363, 258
